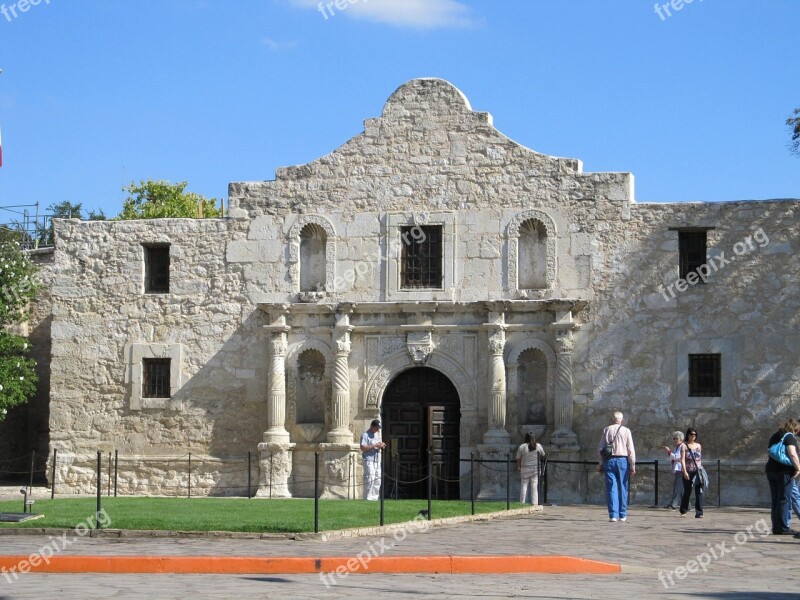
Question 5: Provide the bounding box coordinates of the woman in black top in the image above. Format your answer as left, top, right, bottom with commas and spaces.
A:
765, 419, 800, 535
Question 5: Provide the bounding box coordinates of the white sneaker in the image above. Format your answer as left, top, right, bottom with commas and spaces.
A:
609, 518, 618, 522
620, 517, 627, 522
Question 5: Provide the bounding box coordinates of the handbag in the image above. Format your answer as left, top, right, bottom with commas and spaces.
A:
768, 432, 793, 466
686, 444, 709, 491
600, 425, 623, 460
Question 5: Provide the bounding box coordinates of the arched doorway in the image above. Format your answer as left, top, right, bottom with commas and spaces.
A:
381, 367, 461, 500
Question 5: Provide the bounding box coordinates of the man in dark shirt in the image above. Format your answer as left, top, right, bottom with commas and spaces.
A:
765, 419, 800, 535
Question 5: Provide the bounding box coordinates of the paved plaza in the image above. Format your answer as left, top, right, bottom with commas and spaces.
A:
1, 504, 799, 599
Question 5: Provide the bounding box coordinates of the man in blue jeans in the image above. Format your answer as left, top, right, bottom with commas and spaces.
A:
597, 411, 636, 522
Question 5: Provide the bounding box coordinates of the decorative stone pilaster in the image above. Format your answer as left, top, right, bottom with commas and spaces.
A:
484, 321, 509, 445
256, 442, 295, 498
328, 308, 354, 444
264, 328, 290, 444
551, 328, 578, 449
257, 307, 293, 498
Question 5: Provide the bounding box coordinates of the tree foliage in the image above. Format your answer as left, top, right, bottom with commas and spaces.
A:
117, 180, 221, 219
0, 240, 39, 421
788, 108, 800, 156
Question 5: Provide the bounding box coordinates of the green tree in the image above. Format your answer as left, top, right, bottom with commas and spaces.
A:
0, 240, 39, 421
117, 180, 221, 219
788, 108, 800, 156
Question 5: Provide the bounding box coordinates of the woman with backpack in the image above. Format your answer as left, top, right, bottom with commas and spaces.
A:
679, 427, 705, 518
765, 419, 800, 535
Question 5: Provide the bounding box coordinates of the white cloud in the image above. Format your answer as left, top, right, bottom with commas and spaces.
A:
291, 0, 479, 29
261, 38, 300, 51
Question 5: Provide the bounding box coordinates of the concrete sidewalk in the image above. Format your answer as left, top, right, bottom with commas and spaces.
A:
1, 505, 798, 599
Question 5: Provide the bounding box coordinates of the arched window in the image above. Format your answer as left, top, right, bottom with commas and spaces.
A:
518, 219, 548, 290
506, 209, 556, 292
296, 349, 326, 423
299, 223, 327, 292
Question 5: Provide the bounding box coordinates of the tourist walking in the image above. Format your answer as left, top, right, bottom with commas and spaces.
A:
360, 419, 386, 501
765, 419, 800, 535
597, 411, 636, 522
679, 427, 705, 518
661, 430, 684, 509
517, 432, 546, 505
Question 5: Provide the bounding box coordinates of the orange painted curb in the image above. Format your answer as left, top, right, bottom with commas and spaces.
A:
0, 555, 620, 576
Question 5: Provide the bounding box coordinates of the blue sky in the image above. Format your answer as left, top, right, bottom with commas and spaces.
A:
0, 0, 797, 219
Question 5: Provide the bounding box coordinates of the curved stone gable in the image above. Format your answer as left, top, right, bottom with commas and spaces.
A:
229, 78, 617, 217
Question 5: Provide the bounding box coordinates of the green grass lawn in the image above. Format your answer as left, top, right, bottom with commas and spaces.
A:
0, 498, 527, 533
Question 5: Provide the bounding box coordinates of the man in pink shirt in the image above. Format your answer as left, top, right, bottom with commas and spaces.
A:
597, 411, 636, 522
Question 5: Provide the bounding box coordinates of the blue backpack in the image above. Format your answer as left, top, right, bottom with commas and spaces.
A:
768, 433, 793, 466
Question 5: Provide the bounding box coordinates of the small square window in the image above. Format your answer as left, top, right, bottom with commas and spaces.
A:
143, 358, 171, 398
400, 226, 442, 289
688, 354, 721, 397
679, 231, 707, 281
144, 245, 170, 293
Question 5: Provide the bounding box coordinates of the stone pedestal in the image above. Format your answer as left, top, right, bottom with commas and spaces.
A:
256, 442, 295, 498
319, 443, 360, 499
476, 444, 515, 500
542, 446, 583, 504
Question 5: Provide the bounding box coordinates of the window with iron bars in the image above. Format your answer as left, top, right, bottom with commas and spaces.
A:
144, 244, 170, 293
688, 353, 721, 397
143, 358, 171, 398
679, 231, 707, 281
400, 225, 442, 289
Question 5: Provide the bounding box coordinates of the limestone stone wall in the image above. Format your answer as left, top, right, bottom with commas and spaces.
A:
35, 78, 799, 504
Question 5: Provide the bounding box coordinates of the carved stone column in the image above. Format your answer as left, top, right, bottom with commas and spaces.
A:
551, 328, 578, 449
484, 327, 509, 444
264, 330, 290, 443
329, 308, 354, 444
258, 307, 294, 498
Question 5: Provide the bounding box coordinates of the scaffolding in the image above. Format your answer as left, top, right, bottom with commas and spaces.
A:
0, 202, 55, 249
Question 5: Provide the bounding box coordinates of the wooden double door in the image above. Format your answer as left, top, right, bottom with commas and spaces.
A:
382, 367, 461, 500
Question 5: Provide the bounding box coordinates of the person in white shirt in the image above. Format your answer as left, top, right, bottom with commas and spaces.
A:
360, 419, 386, 501
661, 431, 684, 510
516, 432, 546, 505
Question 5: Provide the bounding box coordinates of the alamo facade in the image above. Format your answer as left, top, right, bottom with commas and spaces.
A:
3, 78, 798, 504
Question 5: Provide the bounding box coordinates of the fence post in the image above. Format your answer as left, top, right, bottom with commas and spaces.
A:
427, 450, 432, 521
314, 451, 320, 534
51, 449, 57, 500
717, 459, 721, 507
542, 459, 548, 505
107, 452, 112, 497
28, 450, 35, 493
379, 446, 385, 526
470, 452, 475, 516
188, 453, 192, 499
654, 459, 659, 507
96, 451, 102, 529
247, 451, 252, 499
506, 452, 511, 510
